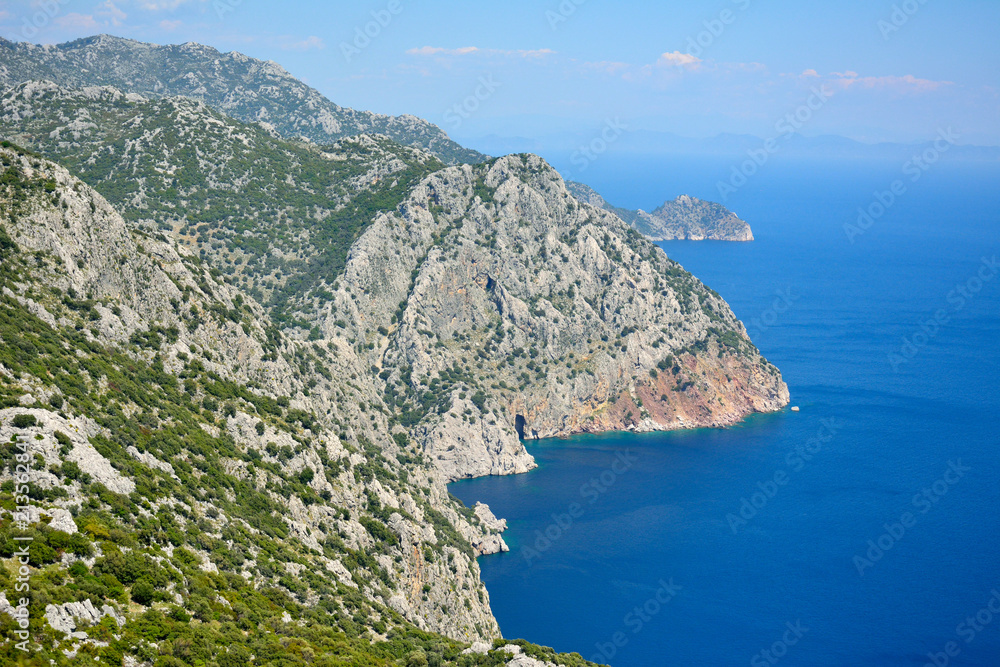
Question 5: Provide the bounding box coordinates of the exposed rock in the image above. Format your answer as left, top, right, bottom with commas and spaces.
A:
0, 408, 134, 495
45, 599, 125, 637
567, 181, 754, 241
641, 194, 754, 242
462, 641, 491, 655
0, 592, 28, 623
474, 503, 507, 532
507, 656, 557, 667
339, 155, 787, 483
47, 508, 78, 534
127, 446, 176, 478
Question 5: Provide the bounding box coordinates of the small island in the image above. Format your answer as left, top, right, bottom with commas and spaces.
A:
567, 181, 754, 242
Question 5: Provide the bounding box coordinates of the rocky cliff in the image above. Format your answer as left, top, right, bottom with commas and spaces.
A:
567, 181, 754, 241
0, 84, 786, 483
335, 155, 785, 481
0, 144, 527, 664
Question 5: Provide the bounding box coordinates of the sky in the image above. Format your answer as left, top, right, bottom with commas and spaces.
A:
2, 0, 998, 147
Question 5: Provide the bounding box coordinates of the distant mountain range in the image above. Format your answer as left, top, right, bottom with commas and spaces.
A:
0, 34, 485, 165
462, 128, 1000, 162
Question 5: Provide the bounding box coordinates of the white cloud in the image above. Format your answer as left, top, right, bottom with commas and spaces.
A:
585, 51, 768, 84
656, 51, 702, 68
160, 19, 182, 31
54, 13, 101, 30
50, 2, 127, 31
584, 61, 633, 76
784, 69, 949, 93
97, 1, 127, 26
134, 0, 202, 10
825, 71, 952, 93
408, 46, 480, 56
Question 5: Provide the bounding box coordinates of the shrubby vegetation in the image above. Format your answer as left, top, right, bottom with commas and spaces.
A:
0, 141, 601, 666
0, 90, 444, 326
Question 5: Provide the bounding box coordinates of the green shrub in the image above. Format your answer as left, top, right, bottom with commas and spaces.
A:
131, 580, 155, 606
11, 413, 37, 428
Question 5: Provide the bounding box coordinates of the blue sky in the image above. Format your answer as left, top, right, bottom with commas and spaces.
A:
2, 0, 998, 146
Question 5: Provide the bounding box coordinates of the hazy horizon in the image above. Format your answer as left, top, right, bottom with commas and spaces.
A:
2, 1, 998, 148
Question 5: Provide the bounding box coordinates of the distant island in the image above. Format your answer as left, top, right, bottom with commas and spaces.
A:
567, 181, 754, 242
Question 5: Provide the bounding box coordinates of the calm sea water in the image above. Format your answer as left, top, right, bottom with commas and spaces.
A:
451, 154, 1000, 666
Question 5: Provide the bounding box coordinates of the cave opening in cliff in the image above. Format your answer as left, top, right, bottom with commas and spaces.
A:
514, 414, 526, 440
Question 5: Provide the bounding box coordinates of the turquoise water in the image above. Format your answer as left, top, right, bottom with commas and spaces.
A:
451, 156, 1000, 666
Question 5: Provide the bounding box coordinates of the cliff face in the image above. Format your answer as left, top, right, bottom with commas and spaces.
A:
0, 146, 508, 652
567, 181, 754, 242
330, 155, 787, 481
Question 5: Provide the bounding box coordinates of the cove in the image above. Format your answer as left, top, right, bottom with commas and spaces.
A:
451, 157, 1000, 666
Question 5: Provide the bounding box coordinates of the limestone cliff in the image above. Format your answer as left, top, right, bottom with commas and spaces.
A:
327, 155, 786, 481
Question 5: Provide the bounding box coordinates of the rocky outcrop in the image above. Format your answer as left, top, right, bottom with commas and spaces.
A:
641, 194, 754, 241
567, 181, 754, 241
455, 503, 509, 557
0, 408, 134, 495
415, 403, 536, 482
334, 156, 786, 479
44, 599, 126, 636
0, 592, 27, 624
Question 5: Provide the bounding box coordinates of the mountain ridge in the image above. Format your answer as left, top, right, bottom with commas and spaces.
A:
0, 34, 485, 165
0, 140, 596, 666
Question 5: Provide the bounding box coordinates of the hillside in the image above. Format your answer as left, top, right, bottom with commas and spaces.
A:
0, 142, 596, 666
0, 35, 484, 165
567, 181, 754, 242
0, 80, 445, 325
0, 36, 787, 667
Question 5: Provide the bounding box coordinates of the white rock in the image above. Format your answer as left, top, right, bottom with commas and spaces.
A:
45, 598, 125, 636
127, 446, 177, 477
46, 508, 78, 534
474, 503, 507, 531
461, 641, 491, 656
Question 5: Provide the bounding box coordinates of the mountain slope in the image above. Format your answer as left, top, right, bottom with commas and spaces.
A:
0, 142, 597, 666
0, 55, 788, 664
567, 181, 754, 241
0, 34, 484, 165
0, 80, 443, 323
0, 82, 787, 484
333, 155, 786, 480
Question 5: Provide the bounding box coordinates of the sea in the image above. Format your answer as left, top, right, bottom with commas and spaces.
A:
450, 150, 1000, 666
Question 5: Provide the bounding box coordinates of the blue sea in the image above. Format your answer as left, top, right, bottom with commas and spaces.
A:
451, 152, 1000, 666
